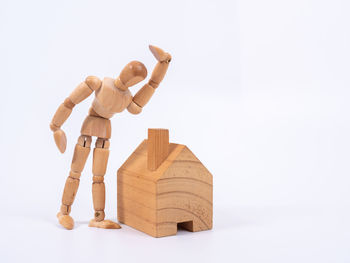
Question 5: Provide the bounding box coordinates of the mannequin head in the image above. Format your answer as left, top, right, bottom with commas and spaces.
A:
116, 61, 147, 90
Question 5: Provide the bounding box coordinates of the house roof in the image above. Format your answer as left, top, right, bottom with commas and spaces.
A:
118, 140, 212, 184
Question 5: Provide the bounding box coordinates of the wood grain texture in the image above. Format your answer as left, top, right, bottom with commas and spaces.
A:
80, 116, 111, 139
89, 219, 121, 229
92, 182, 105, 214
62, 177, 80, 206
147, 129, 169, 171
92, 138, 109, 221
53, 129, 67, 153
92, 148, 109, 176
118, 61, 147, 88
149, 62, 169, 88
57, 212, 74, 230
71, 144, 90, 173
117, 139, 213, 238
51, 104, 72, 128
69, 82, 93, 104
127, 101, 142, 115
132, 83, 155, 108
85, 76, 102, 91
92, 77, 132, 119
60, 204, 71, 215
149, 45, 172, 63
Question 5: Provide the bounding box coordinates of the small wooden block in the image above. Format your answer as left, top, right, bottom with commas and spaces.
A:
147, 129, 169, 171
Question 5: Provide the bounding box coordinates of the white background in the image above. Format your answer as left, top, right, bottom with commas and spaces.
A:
0, 0, 349, 262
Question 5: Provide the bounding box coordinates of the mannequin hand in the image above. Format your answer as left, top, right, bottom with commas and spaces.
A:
149, 45, 171, 63
53, 129, 67, 153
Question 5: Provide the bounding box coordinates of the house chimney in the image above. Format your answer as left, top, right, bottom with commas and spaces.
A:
147, 128, 169, 171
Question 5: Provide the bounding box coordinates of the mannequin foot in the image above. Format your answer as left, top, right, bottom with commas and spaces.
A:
57, 212, 74, 230
89, 219, 121, 229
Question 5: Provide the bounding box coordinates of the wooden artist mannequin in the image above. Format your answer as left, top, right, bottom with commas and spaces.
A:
50, 45, 171, 230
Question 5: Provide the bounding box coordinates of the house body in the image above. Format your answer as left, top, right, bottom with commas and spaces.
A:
117, 129, 213, 237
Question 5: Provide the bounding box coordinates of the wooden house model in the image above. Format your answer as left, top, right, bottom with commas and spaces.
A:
117, 129, 213, 237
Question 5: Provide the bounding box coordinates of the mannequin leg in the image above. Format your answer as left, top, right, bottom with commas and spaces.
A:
89, 137, 120, 229
57, 135, 91, 230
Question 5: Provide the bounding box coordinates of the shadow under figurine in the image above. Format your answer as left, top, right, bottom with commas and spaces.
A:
50, 45, 171, 230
